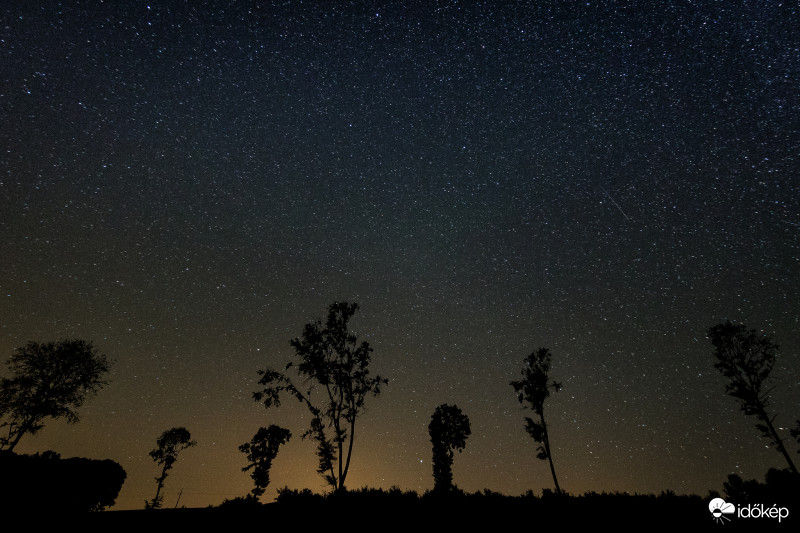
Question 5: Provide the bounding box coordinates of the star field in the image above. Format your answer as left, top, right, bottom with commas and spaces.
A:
1, 1, 798, 509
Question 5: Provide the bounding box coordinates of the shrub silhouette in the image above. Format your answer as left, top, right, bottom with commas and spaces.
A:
0, 450, 126, 512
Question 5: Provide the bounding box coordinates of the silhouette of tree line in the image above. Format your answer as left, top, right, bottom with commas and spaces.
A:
0, 304, 797, 513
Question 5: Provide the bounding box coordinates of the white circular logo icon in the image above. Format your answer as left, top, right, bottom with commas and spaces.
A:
709, 497, 736, 524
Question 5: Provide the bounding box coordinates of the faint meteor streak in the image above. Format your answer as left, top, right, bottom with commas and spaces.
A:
601, 186, 630, 221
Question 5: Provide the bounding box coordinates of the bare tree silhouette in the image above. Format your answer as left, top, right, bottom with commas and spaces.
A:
708, 321, 797, 474
239, 425, 291, 498
146, 427, 196, 509
254, 302, 388, 493
511, 348, 563, 494
428, 403, 471, 492
0, 340, 110, 451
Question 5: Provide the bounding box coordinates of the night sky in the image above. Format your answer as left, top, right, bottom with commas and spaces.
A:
2, 1, 799, 510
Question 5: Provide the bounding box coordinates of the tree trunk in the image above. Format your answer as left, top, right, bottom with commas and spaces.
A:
541, 412, 562, 495
337, 437, 343, 492
760, 408, 798, 475
340, 415, 356, 491
150, 466, 168, 508
6, 429, 26, 452
5, 418, 34, 451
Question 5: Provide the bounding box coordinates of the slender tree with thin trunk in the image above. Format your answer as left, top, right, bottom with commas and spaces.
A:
146, 427, 196, 509
254, 302, 388, 493
511, 348, 563, 494
708, 321, 797, 475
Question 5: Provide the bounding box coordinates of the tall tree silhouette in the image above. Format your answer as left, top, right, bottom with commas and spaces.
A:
146, 427, 196, 509
239, 425, 292, 498
428, 403, 471, 492
254, 302, 388, 492
708, 321, 797, 474
510, 348, 563, 494
0, 340, 110, 451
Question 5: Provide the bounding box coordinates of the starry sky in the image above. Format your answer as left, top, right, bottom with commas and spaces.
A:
2, 1, 799, 510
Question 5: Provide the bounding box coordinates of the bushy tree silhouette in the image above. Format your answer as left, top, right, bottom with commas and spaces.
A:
707, 321, 797, 474
0, 340, 110, 451
428, 403, 470, 492
239, 425, 291, 498
510, 348, 563, 494
254, 302, 387, 493
147, 427, 196, 509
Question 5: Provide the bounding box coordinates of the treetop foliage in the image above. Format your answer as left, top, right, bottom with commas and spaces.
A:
707, 321, 777, 415
150, 426, 196, 470
510, 348, 562, 418
0, 339, 110, 451
429, 404, 471, 455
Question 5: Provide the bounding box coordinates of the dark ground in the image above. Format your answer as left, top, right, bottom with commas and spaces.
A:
75, 490, 795, 532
